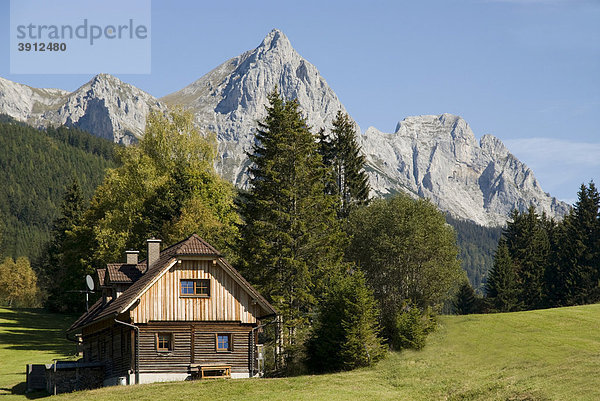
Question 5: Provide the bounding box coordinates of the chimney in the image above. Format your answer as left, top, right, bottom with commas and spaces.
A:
125, 250, 139, 265
147, 238, 162, 269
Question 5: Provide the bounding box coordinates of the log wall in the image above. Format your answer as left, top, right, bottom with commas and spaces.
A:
138, 321, 254, 375
81, 323, 132, 379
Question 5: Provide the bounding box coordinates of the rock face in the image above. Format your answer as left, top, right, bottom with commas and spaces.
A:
162, 29, 348, 187
0, 74, 164, 144
360, 114, 570, 226
0, 29, 570, 226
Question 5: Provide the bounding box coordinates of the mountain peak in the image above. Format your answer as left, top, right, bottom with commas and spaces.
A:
393, 114, 476, 145
260, 28, 292, 51
88, 73, 121, 86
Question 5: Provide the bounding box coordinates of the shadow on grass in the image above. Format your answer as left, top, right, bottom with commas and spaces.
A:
0, 308, 77, 354
0, 382, 50, 399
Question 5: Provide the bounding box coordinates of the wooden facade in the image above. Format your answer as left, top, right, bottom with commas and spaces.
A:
137, 321, 255, 375
131, 259, 261, 324
68, 235, 277, 386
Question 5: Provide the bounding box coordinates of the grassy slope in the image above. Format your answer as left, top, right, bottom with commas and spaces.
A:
0, 308, 77, 400
1, 305, 599, 400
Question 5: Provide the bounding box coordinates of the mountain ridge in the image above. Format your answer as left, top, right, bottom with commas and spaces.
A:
360, 114, 569, 226
0, 29, 570, 226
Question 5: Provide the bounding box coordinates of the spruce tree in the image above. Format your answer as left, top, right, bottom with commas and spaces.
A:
39, 179, 88, 312
453, 281, 477, 315
503, 207, 549, 310
306, 270, 385, 372
239, 90, 345, 352
485, 241, 519, 312
320, 111, 371, 219
542, 214, 567, 307
562, 182, 600, 304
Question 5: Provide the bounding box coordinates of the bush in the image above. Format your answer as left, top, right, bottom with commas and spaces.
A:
393, 303, 436, 351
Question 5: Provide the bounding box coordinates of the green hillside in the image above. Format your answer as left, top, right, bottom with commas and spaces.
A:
0, 117, 118, 260
1, 305, 598, 400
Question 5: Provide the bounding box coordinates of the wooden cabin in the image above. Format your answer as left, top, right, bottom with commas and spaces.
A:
67, 234, 277, 386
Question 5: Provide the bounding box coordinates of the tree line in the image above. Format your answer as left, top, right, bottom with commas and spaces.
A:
486, 183, 600, 311
454, 182, 600, 314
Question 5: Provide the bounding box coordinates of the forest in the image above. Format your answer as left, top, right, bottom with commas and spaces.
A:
0, 116, 117, 260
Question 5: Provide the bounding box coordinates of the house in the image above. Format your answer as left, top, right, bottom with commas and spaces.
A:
67, 234, 277, 386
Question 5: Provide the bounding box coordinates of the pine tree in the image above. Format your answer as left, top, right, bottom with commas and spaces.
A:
320, 111, 371, 219
485, 241, 519, 312
239, 90, 345, 353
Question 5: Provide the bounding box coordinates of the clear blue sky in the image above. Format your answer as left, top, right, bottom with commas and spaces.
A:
1, 0, 598, 203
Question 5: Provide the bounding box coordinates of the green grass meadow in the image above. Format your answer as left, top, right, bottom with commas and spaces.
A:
1, 305, 598, 400
0, 308, 77, 400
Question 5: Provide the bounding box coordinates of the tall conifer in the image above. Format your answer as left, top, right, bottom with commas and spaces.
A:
486, 241, 519, 312
239, 90, 345, 351
320, 111, 371, 219
503, 207, 549, 310
562, 182, 600, 304
39, 179, 88, 312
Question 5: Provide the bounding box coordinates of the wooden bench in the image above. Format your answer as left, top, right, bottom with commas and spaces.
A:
189, 364, 231, 379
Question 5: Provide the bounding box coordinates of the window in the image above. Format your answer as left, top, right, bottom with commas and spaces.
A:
156, 333, 173, 352
216, 333, 232, 352
180, 279, 210, 296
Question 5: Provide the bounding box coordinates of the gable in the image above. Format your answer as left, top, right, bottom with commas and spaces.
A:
129, 258, 271, 324
68, 234, 276, 334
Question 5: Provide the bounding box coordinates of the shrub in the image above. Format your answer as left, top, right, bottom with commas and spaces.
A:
393, 303, 436, 350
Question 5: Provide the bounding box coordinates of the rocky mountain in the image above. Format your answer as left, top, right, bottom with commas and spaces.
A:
162, 29, 348, 187
0, 74, 163, 144
0, 29, 570, 226
360, 114, 569, 226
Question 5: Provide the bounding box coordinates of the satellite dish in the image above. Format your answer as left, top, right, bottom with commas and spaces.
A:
85, 275, 95, 291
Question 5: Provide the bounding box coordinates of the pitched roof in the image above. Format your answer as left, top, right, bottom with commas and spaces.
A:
67, 298, 104, 333
106, 263, 146, 283
96, 269, 106, 287
68, 234, 275, 333
175, 234, 220, 256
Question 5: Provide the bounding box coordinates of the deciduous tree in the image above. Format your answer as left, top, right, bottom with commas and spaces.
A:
347, 195, 462, 339
82, 109, 239, 266
0, 256, 40, 307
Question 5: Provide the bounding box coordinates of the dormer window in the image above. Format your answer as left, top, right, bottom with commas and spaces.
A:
180, 279, 210, 297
